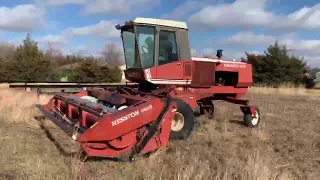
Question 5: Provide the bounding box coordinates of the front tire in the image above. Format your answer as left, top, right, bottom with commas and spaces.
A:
243, 106, 261, 128
169, 98, 196, 140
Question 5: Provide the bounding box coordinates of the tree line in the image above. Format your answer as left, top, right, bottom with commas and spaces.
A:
0, 34, 318, 87
0, 34, 123, 83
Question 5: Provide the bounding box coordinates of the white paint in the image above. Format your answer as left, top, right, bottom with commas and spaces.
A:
119, 63, 127, 82
119, 64, 126, 70
72, 133, 78, 141
149, 79, 191, 84
251, 111, 260, 125
144, 68, 152, 80
117, 105, 128, 110
134, 17, 188, 29
111, 110, 139, 126
223, 64, 247, 68
191, 57, 246, 64
144, 69, 191, 84
111, 104, 153, 126
140, 104, 153, 112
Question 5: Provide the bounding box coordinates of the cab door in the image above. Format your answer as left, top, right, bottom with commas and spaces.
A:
155, 29, 184, 80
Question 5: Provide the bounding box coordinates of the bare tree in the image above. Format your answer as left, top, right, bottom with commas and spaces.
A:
45, 42, 63, 57
0, 42, 16, 62
44, 42, 68, 67
101, 43, 123, 67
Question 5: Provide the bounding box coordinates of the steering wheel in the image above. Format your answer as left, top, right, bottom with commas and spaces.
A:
141, 46, 148, 54
141, 46, 149, 60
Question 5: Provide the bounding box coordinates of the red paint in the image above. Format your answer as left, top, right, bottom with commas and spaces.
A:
39, 90, 177, 159
35, 54, 260, 160
124, 57, 253, 89
156, 61, 184, 80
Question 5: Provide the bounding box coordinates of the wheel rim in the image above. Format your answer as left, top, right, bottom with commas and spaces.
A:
251, 111, 259, 125
171, 112, 185, 131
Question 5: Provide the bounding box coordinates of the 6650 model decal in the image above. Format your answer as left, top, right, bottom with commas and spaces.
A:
111, 104, 153, 126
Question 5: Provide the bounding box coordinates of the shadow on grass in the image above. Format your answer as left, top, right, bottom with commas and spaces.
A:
229, 119, 246, 127
33, 116, 138, 163
34, 116, 80, 158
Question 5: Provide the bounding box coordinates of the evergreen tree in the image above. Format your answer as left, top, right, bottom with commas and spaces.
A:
97, 65, 122, 83
1, 34, 57, 82
73, 59, 101, 82
73, 59, 123, 83
247, 41, 307, 87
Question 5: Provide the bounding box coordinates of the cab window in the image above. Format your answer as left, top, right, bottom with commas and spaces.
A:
158, 30, 179, 66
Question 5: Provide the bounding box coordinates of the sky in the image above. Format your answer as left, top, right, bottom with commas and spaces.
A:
1, 0, 320, 67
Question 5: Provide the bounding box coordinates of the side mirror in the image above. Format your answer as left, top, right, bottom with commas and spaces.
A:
115, 24, 121, 30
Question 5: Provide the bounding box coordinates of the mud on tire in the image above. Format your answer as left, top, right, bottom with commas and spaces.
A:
169, 98, 196, 140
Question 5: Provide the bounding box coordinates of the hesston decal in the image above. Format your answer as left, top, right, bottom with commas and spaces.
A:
223, 63, 247, 68
111, 104, 153, 126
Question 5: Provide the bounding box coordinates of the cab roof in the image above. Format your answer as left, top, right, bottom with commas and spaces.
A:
133, 17, 188, 29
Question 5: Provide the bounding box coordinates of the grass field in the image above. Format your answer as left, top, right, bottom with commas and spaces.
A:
0, 87, 319, 180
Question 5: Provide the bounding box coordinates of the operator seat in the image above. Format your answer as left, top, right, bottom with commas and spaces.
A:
144, 37, 154, 67
159, 34, 173, 64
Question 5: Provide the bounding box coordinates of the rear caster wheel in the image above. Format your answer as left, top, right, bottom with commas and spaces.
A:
205, 101, 214, 119
243, 106, 261, 128
169, 98, 196, 140
199, 100, 214, 119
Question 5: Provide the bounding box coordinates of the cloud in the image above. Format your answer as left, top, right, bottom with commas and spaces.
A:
7, 38, 24, 47
0, 4, 45, 32
161, 0, 211, 20
220, 32, 320, 58
7, 19, 123, 55
278, 36, 320, 60
39, 0, 160, 15
188, 0, 320, 32
217, 32, 276, 47
62, 20, 120, 40
223, 51, 249, 60
210, 32, 320, 67
188, 0, 274, 30
199, 48, 247, 60
84, 0, 160, 15
72, 44, 93, 56
35, 0, 87, 6
190, 48, 197, 56
36, 34, 68, 46
201, 48, 215, 57
161, 0, 228, 20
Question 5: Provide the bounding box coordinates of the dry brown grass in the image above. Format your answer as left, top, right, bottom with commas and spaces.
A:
0, 83, 9, 89
249, 85, 320, 97
0, 87, 319, 180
